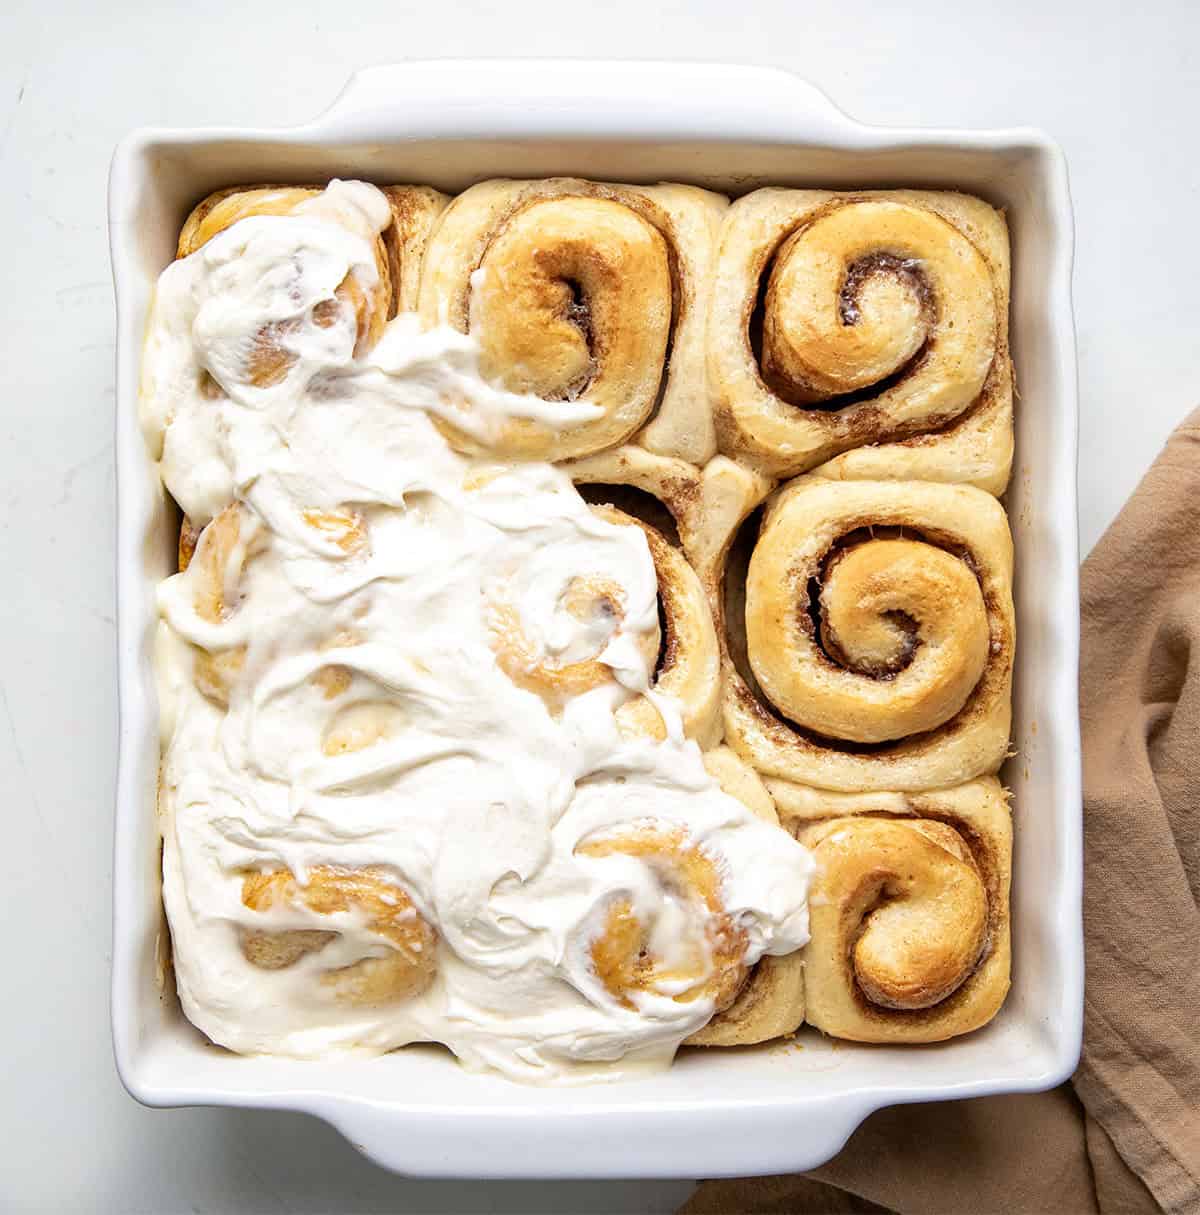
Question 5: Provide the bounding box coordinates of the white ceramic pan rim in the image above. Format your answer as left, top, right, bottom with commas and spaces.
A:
109, 60, 1083, 1180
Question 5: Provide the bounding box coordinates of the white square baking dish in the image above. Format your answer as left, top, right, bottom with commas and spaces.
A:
109, 60, 1083, 1179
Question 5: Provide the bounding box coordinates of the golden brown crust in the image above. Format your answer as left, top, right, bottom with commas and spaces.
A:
770, 778, 1011, 1042
419, 178, 727, 463
378, 185, 450, 315
685, 953, 806, 1046
708, 189, 1013, 494
710, 477, 1014, 792
176, 185, 322, 259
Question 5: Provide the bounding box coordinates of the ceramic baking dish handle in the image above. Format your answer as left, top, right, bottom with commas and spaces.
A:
323, 1094, 878, 1178
301, 60, 866, 147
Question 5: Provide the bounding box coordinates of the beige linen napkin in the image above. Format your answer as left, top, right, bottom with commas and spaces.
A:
683, 410, 1200, 1215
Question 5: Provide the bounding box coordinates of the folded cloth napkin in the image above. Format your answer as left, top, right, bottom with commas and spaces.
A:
683, 409, 1200, 1215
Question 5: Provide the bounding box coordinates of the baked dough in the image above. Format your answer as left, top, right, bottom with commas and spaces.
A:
771, 778, 1012, 1043
713, 477, 1015, 791
419, 178, 727, 462
708, 189, 1013, 493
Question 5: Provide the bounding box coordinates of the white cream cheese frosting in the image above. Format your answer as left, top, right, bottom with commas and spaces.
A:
143, 180, 814, 1083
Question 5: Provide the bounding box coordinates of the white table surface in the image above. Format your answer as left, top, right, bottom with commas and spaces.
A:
2, 0, 1196, 1210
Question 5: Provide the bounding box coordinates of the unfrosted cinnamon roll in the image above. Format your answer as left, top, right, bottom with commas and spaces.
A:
770, 778, 1011, 1042
709, 189, 1013, 494
419, 178, 726, 463
239, 865, 437, 1005
712, 476, 1014, 791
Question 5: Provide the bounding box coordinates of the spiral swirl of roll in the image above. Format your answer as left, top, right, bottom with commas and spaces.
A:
239, 865, 437, 1006
761, 202, 994, 407
485, 517, 662, 712
772, 778, 1011, 1042
749, 535, 990, 745
486, 504, 720, 745
720, 477, 1014, 792
709, 189, 1012, 490
576, 824, 748, 1012
419, 178, 726, 463
815, 818, 988, 1008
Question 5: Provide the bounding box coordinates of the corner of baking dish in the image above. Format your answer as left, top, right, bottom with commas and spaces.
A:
109, 61, 1083, 1178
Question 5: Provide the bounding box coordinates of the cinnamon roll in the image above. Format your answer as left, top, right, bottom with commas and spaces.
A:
605, 506, 721, 749
685, 747, 806, 1046
575, 822, 749, 1014
176, 503, 369, 709
178, 501, 262, 707
177, 182, 447, 317
176, 185, 393, 384
418, 178, 726, 463
239, 865, 437, 1005
709, 189, 1013, 493
769, 778, 1011, 1042
713, 477, 1014, 791
378, 185, 451, 313
485, 502, 721, 747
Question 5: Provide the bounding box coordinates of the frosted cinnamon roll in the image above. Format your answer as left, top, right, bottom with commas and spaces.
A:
485, 503, 721, 747
604, 507, 721, 748
176, 184, 394, 385
686, 747, 806, 1046
713, 477, 1014, 791
575, 823, 749, 1014
239, 864, 437, 1006
483, 502, 662, 711
419, 178, 726, 463
176, 501, 262, 707
770, 778, 1011, 1042
178, 182, 447, 317
709, 189, 1013, 494
175, 503, 368, 708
